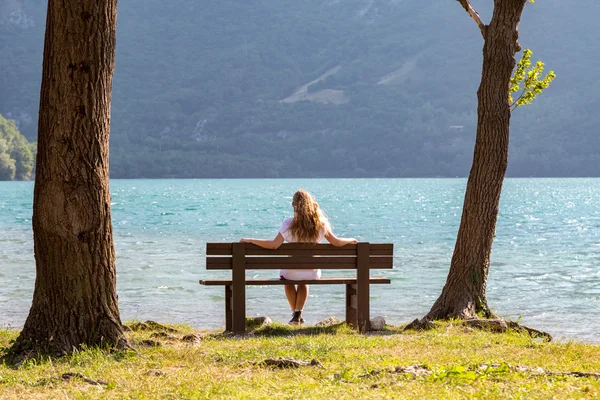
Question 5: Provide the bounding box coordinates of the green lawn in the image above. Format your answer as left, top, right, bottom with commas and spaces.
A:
1, 321, 599, 399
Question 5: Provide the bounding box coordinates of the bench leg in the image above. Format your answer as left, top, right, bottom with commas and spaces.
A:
357, 243, 371, 333
225, 285, 232, 332
231, 243, 246, 333
345, 284, 358, 328
231, 283, 246, 333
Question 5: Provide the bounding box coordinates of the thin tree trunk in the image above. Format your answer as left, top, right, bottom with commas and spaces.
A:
13, 0, 127, 355
426, 0, 527, 320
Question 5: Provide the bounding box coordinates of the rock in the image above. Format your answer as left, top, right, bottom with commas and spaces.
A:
138, 339, 162, 347
246, 316, 272, 329
151, 332, 178, 340
315, 316, 342, 327
181, 334, 203, 343
144, 320, 179, 333
393, 365, 432, 377
144, 370, 166, 377
127, 322, 149, 331
360, 368, 381, 377
253, 316, 272, 326
478, 363, 502, 371
369, 316, 386, 331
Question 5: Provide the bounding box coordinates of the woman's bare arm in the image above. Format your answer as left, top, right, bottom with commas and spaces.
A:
240, 232, 284, 249
325, 231, 358, 247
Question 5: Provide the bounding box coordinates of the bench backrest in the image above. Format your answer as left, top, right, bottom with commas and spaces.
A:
206, 242, 393, 271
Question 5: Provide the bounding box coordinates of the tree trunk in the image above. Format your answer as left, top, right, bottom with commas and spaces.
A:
426, 0, 527, 320
13, 0, 127, 355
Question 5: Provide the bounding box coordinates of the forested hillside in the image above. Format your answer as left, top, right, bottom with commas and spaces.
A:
1, 0, 598, 178
0, 114, 34, 180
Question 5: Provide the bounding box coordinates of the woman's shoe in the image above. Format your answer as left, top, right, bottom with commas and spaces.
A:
289, 311, 303, 325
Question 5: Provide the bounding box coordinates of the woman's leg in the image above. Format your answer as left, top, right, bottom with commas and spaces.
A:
294, 284, 309, 311
284, 285, 297, 311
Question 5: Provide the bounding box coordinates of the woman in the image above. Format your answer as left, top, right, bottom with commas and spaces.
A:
241, 189, 357, 325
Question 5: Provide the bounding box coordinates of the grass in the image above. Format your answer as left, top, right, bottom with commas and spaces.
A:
1, 321, 599, 399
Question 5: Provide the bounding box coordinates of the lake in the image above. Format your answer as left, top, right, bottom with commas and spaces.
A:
1, 178, 598, 342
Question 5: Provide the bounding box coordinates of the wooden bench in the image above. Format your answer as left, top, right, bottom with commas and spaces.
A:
200, 242, 393, 333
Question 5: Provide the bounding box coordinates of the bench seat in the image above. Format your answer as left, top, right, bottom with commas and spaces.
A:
200, 277, 391, 286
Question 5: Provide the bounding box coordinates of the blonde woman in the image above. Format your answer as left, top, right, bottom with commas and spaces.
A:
241, 189, 357, 324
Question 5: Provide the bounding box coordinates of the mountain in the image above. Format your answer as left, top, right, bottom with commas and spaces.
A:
1, 0, 599, 178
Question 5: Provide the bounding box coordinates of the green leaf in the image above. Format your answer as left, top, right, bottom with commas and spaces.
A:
509, 49, 556, 112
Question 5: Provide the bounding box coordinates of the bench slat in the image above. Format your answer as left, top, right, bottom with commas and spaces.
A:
200, 277, 391, 286
207, 256, 393, 264
206, 256, 393, 270
206, 243, 393, 256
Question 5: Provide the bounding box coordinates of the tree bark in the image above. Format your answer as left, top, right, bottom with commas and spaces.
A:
426, 0, 527, 320
13, 0, 127, 355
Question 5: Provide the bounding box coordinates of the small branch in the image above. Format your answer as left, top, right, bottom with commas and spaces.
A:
456, 0, 487, 37
510, 88, 529, 112
258, 358, 324, 369
511, 365, 599, 379
61, 372, 108, 386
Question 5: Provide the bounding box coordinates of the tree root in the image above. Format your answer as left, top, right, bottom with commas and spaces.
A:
461, 319, 552, 341
403, 318, 438, 331
461, 318, 508, 332
2, 332, 132, 365
404, 316, 552, 341
258, 358, 324, 368
505, 320, 553, 342
126, 320, 179, 333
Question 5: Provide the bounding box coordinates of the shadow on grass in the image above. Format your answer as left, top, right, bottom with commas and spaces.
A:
207, 322, 405, 340
0, 328, 136, 368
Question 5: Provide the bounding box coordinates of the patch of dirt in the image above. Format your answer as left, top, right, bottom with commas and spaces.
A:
377, 58, 418, 85
280, 65, 348, 104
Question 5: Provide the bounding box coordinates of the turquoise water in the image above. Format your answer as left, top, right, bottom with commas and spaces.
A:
1, 179, 599, 342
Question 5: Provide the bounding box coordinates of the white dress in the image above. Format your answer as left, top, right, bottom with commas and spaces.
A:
278, 217, 325, 280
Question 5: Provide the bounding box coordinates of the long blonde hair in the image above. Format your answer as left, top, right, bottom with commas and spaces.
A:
289, 189, 331, 243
